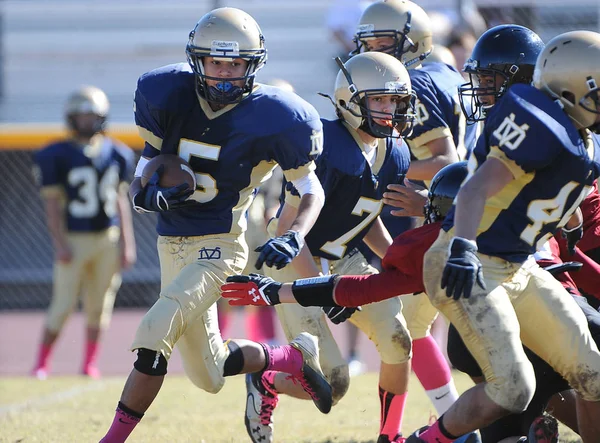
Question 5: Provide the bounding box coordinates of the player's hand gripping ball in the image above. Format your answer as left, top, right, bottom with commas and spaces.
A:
133, 155, 199, 212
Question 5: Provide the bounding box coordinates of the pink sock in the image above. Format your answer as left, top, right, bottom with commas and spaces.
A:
419, 419, 456, 443
412, 336, 451, 390
84, 340, 99, 368
264, 344, 303, 376
34, 343, 52, 369
379, 387, 407, 438
100, 404, 142, 443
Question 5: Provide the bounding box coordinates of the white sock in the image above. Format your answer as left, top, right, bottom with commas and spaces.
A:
425, 380, 459, 415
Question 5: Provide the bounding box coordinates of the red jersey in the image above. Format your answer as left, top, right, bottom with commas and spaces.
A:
558, 180, 600, 253
334, 222, 440, 307
335, 222, 600, 308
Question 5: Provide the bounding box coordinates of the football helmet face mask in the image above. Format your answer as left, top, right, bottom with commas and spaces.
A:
65, 86, 110, 138
186, 7, 267, 105
333, 52, 417, 138
459, 25, 544, 123
534, 31, 600, 133
352, 0, 433, 69
424, 161, 468, 224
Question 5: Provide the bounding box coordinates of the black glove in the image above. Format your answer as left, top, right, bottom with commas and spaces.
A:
322, 306, 359, 324
222, 274, 282, 306
132, 165, 195, 213
562, 223, 583, 255
255, 230, 304, 270
441, 237, 486, 300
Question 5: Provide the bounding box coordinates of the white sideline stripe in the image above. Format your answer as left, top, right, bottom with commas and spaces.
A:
0, 380, 117, 417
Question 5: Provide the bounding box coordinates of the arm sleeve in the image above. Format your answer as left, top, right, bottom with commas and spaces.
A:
333, 224, 439, 306
334, 270, 425, 307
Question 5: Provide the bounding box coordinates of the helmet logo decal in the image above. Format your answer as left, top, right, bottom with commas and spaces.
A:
210, 40, 240, 57
492, 113, 530, 150
384, 81, 409, 93
356, 23, 375, 36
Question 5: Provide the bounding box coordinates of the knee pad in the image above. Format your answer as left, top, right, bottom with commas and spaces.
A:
223, 341, 245, 377
486, 361, 535, 413
373, 318, 412, 364
134, 348, 168, 376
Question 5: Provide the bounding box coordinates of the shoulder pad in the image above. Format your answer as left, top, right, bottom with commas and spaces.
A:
136, 63, 196, 113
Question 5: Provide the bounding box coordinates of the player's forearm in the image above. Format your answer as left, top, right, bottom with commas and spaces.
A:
44, 198, 69, 249
289, 193, 323, 237
276, 269, 425, 308
117, 191, 136, 249
454, 157, 514, 241
334, 271, 425, 306
291, 245, 322, 278
362, 217, 393, 258
406, 154, 458, 181
454, 183, 486, 241
128, 177, 143, 201
566, 207, 583, 230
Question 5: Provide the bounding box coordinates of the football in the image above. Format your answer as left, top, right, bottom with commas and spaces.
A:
140, 154, 197, 190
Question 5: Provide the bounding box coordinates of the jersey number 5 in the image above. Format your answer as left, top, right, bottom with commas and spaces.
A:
320, 197, 383, 258
178, 139, 221, 203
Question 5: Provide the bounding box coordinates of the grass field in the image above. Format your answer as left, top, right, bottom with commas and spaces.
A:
0, 372, 581, 443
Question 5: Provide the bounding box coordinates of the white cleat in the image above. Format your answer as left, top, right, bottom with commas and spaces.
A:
244, 372, 277, 443
289, 332, 333, 414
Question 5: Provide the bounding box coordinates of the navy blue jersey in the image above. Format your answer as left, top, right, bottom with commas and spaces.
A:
287, 119, 411, 260
134, 63, 322, 237
443, 84, 600, 262
34, 137, 134, 232
407, 62, 477, 161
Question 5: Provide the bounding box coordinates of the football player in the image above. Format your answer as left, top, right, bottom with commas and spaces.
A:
457, 24, 545, 125
351, 0, 473, 420
31, 86, 137, 379
99, 8, 332, 443
413, 31, 600, 442
221, 161, 600, 441
242, 52, 416, 443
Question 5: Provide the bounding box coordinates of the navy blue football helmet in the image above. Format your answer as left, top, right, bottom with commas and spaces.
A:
424, 161, 468, 223
459, 25, 544, 123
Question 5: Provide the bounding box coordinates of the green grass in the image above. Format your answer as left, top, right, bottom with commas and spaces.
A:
0, 372, 581, 442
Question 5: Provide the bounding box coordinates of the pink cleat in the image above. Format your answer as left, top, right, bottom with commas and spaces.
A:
32, 366, 49, 380
82, 365, 101, 379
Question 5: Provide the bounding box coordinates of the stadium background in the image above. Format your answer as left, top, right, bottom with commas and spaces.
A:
0, 0, 598, 373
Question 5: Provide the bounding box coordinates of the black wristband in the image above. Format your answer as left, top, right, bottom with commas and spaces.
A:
265, 282, 282, 305
291, 275, 340, 307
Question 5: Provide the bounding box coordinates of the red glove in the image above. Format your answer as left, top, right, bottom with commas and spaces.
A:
220, 274, 282, 306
